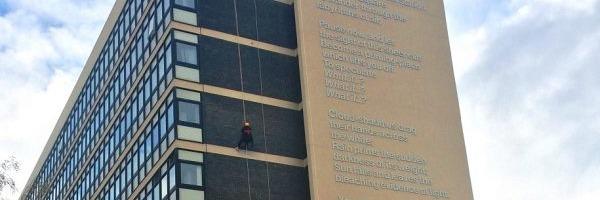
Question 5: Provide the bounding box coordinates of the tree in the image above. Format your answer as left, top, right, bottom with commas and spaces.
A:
0, 156, 20, 195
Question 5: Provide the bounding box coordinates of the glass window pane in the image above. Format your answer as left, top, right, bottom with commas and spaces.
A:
161, 175, 168, 198
178, 150, 204, 163
153, 183, 160, 200
178, 102, 200, 124
175, 0, 195, 9
173, 9, 197, 26
175, 66, 200, 82
176, 43, 197, 65
179, 188, 204, 200
174, 31, 198, 44
180, 163, 202, 186
166, 45, 172, 67
169, 166, 176, 190
176, 89, 201, 102
177, 125, 202, 142
167, 104, 174, 126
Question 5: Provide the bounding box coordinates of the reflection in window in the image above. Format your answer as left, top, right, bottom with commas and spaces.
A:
180, 163, 203, 186
178, 102, 200, 124
176, 42, 197, 65
175, 0, 195, 8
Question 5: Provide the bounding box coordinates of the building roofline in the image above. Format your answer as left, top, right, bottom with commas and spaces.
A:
19, 0, 126, 199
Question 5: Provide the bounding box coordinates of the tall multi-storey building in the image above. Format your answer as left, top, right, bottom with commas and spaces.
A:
22, 0, 473, 200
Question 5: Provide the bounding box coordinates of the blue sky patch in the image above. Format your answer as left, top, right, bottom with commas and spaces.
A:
0, 2, 8, 16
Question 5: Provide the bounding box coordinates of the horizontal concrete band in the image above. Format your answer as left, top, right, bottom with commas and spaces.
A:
171, 22, 298, 57
275, 0, 293, 5
178, 140, 307, 167
173, 79, 303, 111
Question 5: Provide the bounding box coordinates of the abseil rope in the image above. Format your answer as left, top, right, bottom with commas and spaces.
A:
232, 0, 252, 199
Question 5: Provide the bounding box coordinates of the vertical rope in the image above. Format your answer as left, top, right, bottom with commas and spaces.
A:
233, 0, 247, 121
233, 0, 252, 200
252, 0, 272, 199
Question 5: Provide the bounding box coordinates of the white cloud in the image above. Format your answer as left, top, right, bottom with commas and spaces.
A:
0, 0, 113, 199
447, 0, 600, 199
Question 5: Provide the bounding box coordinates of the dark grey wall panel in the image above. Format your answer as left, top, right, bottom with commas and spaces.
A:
203, 154, 309, 200
240, 46, 262, 96
197, 36, 303, 101
203, 154, 250, 200
256, 0, 297, 49
248, 160, 270, 200
260, 50, 301, 103
202, 93, 244, 148
236, 0, 258, 40
201, 94, 306, 159
197, 0, 237, 35
263, 105, 306, 159
196, 0, 296, 49
198, 36, 242, 91
268, 163, 310, 200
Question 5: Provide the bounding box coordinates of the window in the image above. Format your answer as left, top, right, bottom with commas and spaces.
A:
166, 45, 172, 67
176, 43, 197, 65
174, 31, 198, 44
161, 175, 168, 198
178, 102, 199, 124
180, 163, 202, 186
176, 89, 201, 102
175, 66, 200, 82
173, 9, 198, 26
167, 104, 174, 127
179, 188, 204, 200
175, 0, 195, 9
169, 166, 176, 190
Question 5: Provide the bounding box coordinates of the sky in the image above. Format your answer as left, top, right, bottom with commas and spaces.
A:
1, 0, 600, 199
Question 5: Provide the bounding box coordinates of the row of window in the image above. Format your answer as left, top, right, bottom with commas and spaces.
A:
97, 93, 176, 200
136, 157, 177, 200
28, 0, 168, 199
96, 88, 205, 200
175, 89, 203, 143
66, 31, 205, 200
134, 149, 206, 200
68, 39, 176, 200
70, 34, 202, 198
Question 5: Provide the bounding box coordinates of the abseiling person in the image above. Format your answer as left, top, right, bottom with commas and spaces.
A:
236, 121, 254, 151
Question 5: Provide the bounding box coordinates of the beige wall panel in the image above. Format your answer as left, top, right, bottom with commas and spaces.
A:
295, 0, 473, 199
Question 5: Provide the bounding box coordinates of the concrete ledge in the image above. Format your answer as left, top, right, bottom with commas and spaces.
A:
173, 79, 302, 111
171, 22, 298, 57
178, 140, 307, 167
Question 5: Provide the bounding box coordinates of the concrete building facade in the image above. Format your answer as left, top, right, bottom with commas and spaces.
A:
21, 0, 472, 199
